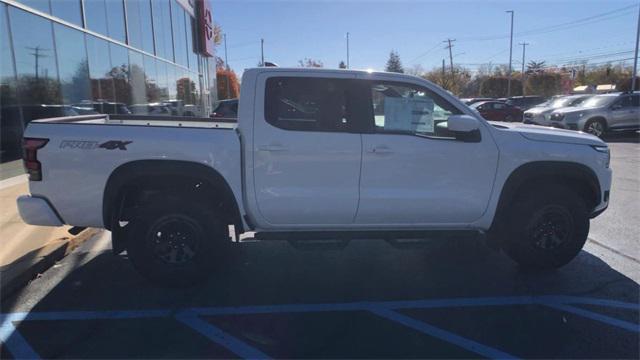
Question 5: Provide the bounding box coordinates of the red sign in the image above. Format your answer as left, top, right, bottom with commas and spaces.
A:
198, 0, 215, 57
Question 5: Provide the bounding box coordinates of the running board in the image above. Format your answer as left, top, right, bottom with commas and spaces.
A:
255, 230, 481, 242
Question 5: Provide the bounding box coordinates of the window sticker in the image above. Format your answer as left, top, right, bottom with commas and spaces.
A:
383, 97, 434, 133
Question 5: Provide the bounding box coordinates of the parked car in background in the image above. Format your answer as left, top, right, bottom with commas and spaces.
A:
211, 99, 238, 121
523, 95, 593, 125
506, 96, 547, 110
461, 97, 493, 106
73, 101, 131, 115
129, 103, 173, 116
547, 92, 640, 137
471, 101, 523, 122
162, 100, 200, 117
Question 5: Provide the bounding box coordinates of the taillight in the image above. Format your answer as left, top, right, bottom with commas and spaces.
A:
22, 138, 49, 181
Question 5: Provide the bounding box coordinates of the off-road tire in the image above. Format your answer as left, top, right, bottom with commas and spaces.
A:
503, 186, 589, 269
127, 199, 230, 287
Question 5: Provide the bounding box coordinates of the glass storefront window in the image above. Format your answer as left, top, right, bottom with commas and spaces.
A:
128, 50, 147, 109
143, 55, 158, 103
110, 44, 130, 106
152, 0, 174, 62
9, 6, 61, 105
50, 0, 82, 26
86, 35, 115, 101
126, 0, 154, 54
1, 4, 20, 163
171, 0, 188, 68
15, 0, 50, 14
54, 24, 90, 104
156, 61, 169, 101
105, 0, 126, 43
186, 17, 198, 71
83, 0, 108, 36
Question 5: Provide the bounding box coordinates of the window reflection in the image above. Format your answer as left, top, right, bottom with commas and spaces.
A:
15, 0, 50, 14
87, 35, 115, 102
9, 6, 61, 105
126, 0, 154, 54
152, 0, 174, 62
50, 0, 82, 26
105, 0, 127, 43
54, 24, 91, 104
129, 50, 147, 110
186, 17, 197, 70
171, 0, 188, 67
84, 0, 108, 36
1, 4, 20, 163
110, 43, 130, 106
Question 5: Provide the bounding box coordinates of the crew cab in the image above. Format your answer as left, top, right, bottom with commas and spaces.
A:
17, 68, 612, 286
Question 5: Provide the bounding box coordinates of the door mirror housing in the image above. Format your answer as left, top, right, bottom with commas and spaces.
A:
610, 103, 623, 111
447, 115, 481, 142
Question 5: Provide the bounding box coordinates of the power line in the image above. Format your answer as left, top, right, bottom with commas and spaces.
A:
408, 42, 442, 63
457, 4, 636, 42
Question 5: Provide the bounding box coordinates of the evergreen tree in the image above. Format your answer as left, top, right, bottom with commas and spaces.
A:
385, 51, 404, 73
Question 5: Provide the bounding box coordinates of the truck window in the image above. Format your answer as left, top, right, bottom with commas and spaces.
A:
368, 81, 461, 137
265, 77, 355, 132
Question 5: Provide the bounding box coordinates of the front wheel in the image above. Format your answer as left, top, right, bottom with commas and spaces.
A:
502, 186, 589, 269
584, 118, 606, 138
127, 200, 230, 287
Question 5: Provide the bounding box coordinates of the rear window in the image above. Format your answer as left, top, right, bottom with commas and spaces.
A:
265, 77, 353, 132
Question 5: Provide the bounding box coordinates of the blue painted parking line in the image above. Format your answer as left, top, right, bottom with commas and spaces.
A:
544, 303, 640, 333
369, 307, 519, 359
175, 309, 270, 359
1, 295, 638, 359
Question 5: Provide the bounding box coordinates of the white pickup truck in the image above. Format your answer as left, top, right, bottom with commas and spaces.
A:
17, 68, 612, 286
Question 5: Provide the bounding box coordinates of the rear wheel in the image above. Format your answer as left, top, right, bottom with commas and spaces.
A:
502, 186, 589, 269
584, 118, 606, 138
127, 199, 231, 287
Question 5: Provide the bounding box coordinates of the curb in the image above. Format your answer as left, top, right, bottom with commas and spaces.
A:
0, 228, 100, 300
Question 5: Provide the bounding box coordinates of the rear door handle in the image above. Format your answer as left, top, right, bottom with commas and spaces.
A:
258, 144, 288, 152
369, 146, 393, 154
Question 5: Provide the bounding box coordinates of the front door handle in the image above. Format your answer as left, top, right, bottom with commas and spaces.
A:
258, 144, 288, 152
369, 146, 393, 154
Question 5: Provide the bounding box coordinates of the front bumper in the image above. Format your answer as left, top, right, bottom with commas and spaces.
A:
17, 195, 64, 226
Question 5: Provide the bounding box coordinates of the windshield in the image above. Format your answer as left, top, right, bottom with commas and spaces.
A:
580, 96, 615, 108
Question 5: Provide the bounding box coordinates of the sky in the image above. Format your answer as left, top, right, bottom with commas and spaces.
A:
212, 0, 639, 76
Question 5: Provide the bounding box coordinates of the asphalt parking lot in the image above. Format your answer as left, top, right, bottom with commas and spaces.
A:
1, 132, 639, 359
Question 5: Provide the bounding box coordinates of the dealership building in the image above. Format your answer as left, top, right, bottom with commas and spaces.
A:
0, 0, 217, 163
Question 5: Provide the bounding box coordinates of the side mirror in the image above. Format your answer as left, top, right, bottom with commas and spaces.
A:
447, 115, 481, 142
611, 103, 622, 110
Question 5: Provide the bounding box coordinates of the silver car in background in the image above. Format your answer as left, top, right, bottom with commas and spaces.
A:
523, 95, 592, 125
545, 92, 639, 137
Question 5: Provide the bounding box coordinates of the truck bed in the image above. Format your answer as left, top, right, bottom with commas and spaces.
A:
32, 114, 237, 130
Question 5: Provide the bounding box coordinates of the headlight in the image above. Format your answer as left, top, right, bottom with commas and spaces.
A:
550, 113, 564, 121
592, 145, 610, 168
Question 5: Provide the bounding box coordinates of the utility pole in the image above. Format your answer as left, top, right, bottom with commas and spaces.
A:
346, 32, 350, 69
443, 39, 456, 87
632, 4, 640, 91
506, 10, 514, 97
260, 38, 264, 66
223, 34, 230, 98
519, 42, 529, 95
27, 46, 49, 80
442, 58, 446, 87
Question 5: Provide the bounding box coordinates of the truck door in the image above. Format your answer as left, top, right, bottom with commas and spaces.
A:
355, 80, 499, 225
251, 74, 364, 227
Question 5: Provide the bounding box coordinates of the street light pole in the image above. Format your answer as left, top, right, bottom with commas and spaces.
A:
346, 32, 350, 69
506, 10, 514, 97
519, 42, 529, 95
223, 33, 230, 98
632, 4, 639, 91
260, 38, 264, 66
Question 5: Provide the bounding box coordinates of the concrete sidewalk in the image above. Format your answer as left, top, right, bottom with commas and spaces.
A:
0, 175, 96, 298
